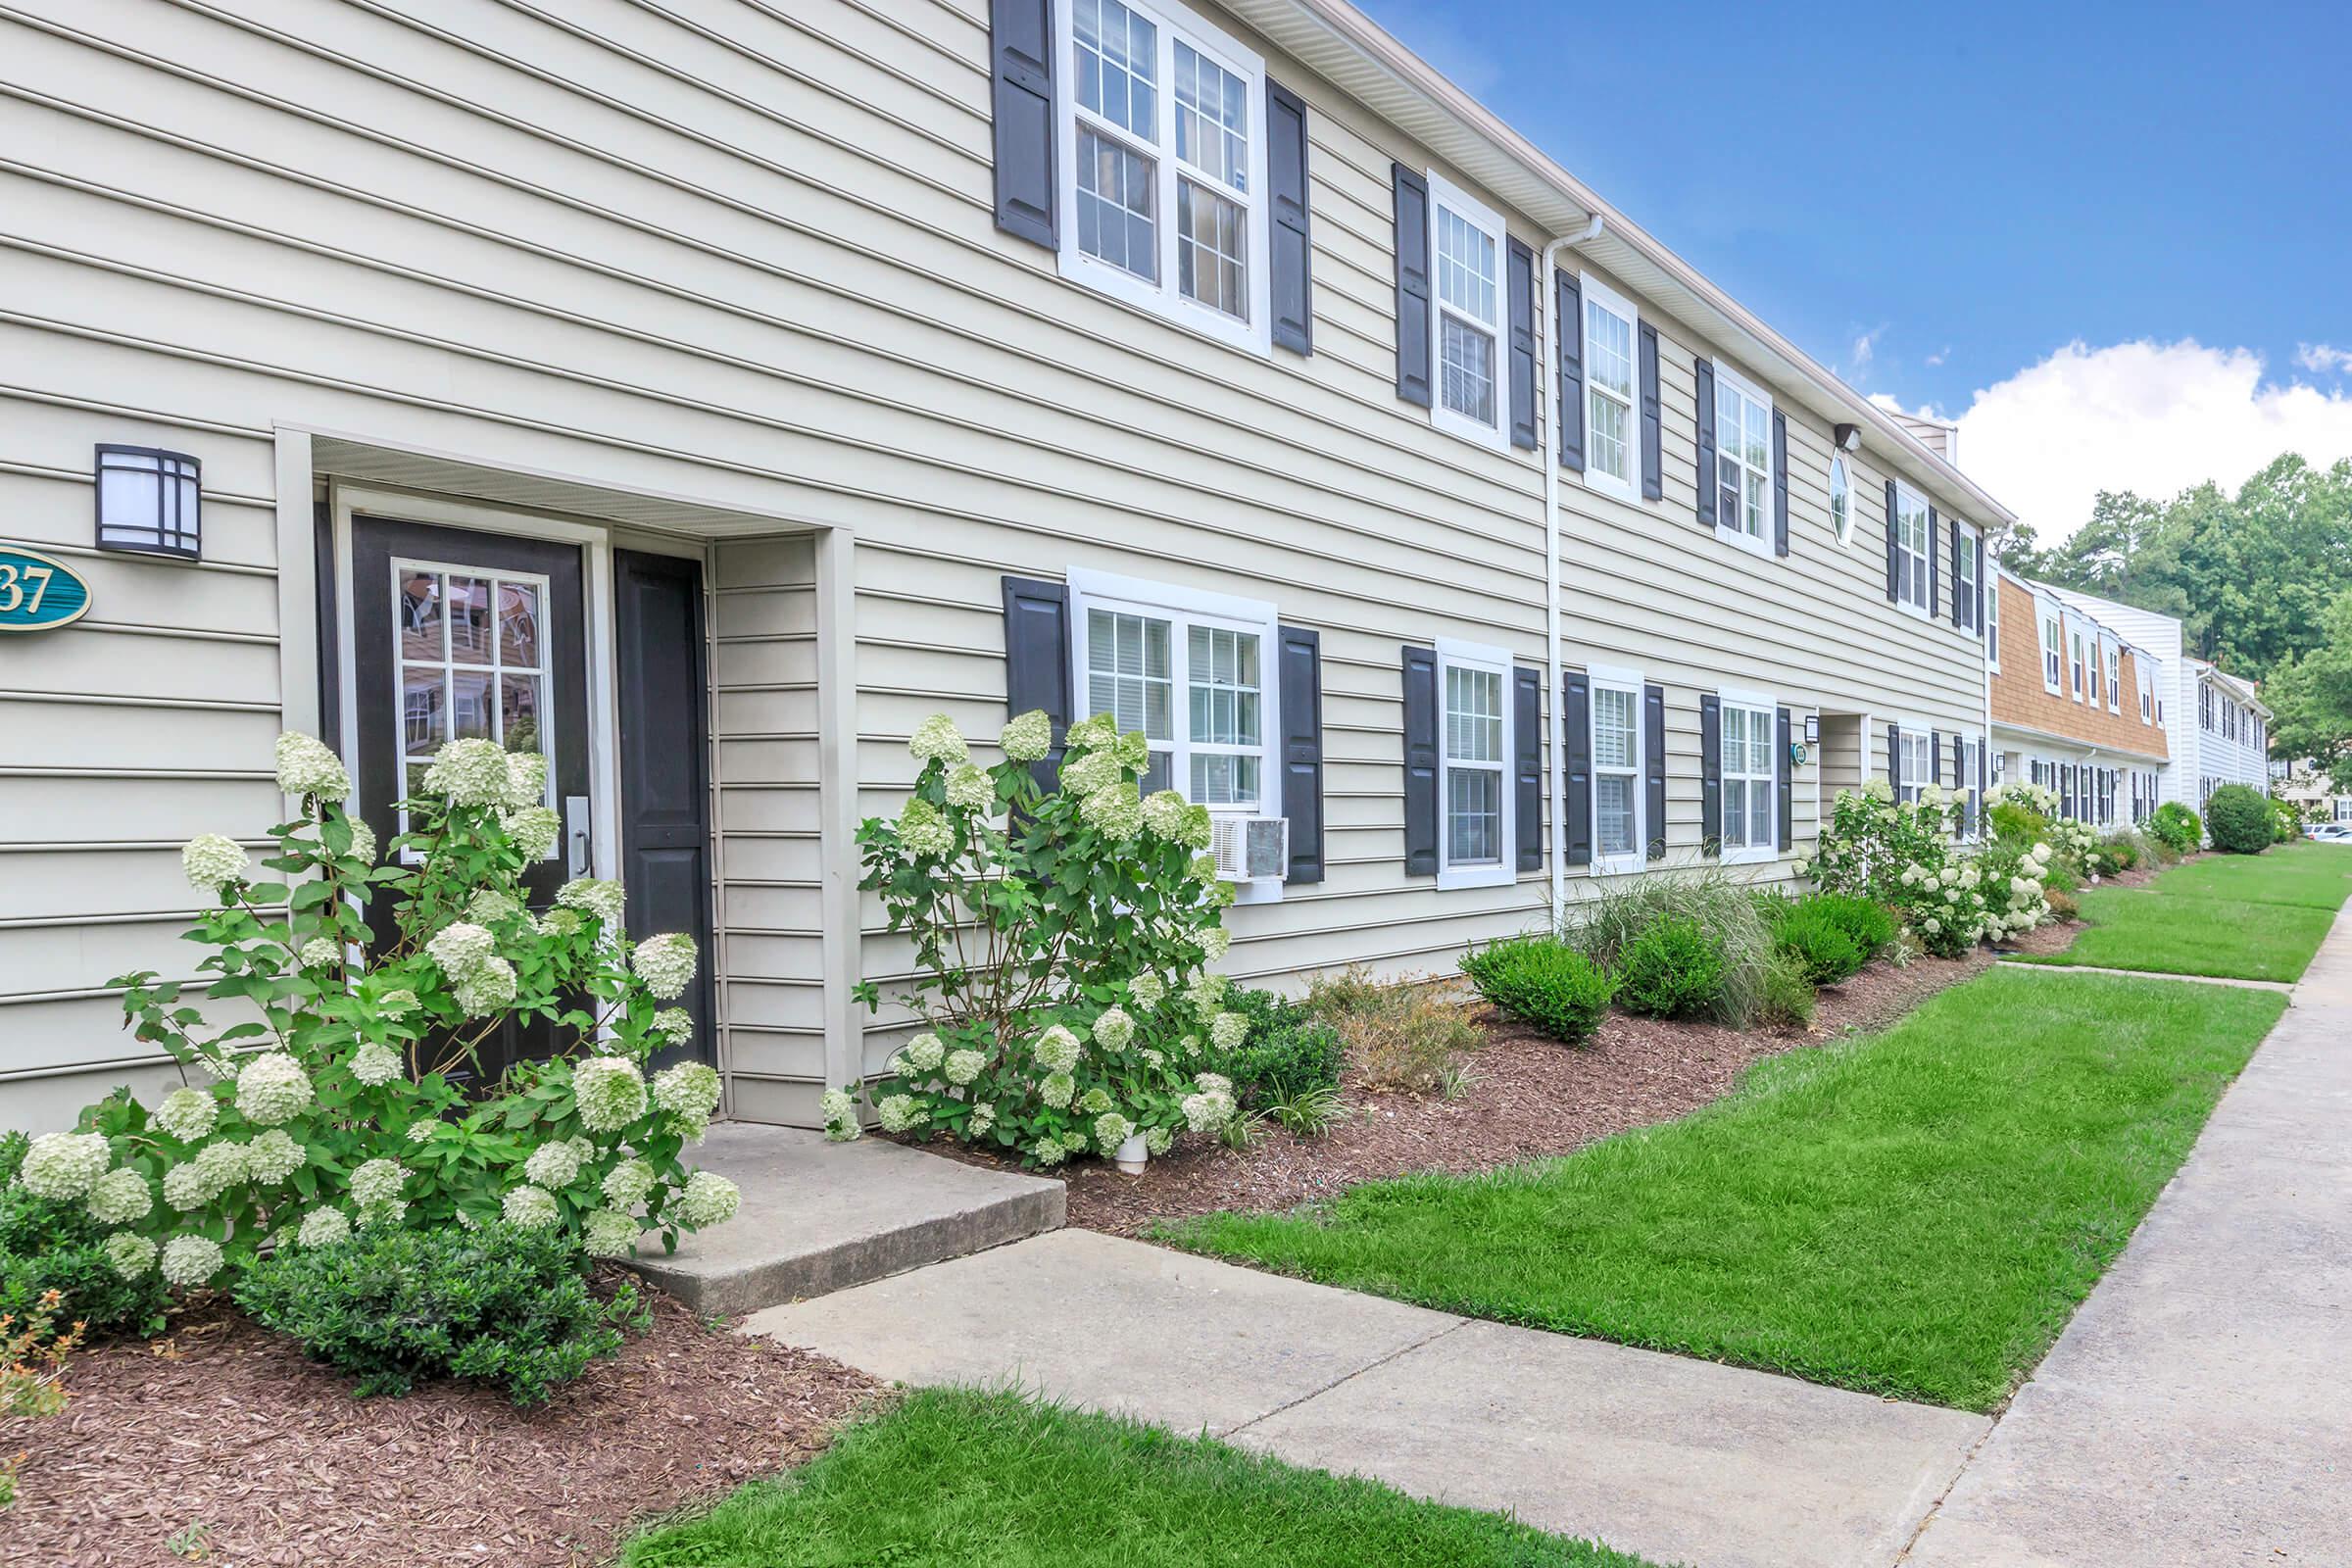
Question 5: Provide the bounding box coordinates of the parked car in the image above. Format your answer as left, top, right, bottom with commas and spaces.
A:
2304, 823, 2352, 843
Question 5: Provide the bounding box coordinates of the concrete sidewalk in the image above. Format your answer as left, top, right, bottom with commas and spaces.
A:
1906, 902, 2352, 1567
745, 1227, 1987, 1568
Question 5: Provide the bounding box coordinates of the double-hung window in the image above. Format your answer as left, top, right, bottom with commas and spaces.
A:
2103, 642, 2122, 712
1986, 569, 2001, 668
1960, 735, 1984, 838
1830, 456, 1854, 546
2137, 660, 2153, 722
1069, 567, 1278, 816
1437, 638, 1514, 888
1955, 523, 1980, 630
1590, 666, 1642, 872
1892, 482, 1933, 614
1427, 174, 1509, 451
2070, 629, 2088, 701
1582, 276, 1639, 501
1714, 364, 1774, 554
1720, 695, 1777, 860
1059, 0, 1270, 353
2038, 603, 2063, 692
1896, 728, 1934, 807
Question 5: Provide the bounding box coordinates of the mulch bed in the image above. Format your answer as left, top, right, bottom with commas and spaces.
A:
0, 1275, 884, 1568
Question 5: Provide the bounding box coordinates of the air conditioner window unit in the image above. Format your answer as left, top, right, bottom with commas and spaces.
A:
1209, 814, 1289, 882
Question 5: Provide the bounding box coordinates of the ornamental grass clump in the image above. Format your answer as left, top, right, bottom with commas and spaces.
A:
1304, 967, 1481, 1094
0, 731, 741, 1314
1458, 935, 1617, 1045
855, 711, 1242, 1166
1570, 864, 1773, 1025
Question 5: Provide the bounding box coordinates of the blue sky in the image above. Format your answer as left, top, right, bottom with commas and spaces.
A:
1355, 0, 2352, 531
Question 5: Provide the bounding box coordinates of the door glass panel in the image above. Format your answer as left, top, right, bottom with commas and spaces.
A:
450, 668, 495, 740
501, 674, 544, 758
397, 570, 444, 662
498, 582, 540, 666
446, 576, 495, 662
402, 666, 446, 751
392, 558, 556, 851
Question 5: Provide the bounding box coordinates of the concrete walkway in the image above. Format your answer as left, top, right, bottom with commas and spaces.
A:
1906, 903, 2352, 1567
1996, 957, 2299, 994
746, 1227, 1987, 1568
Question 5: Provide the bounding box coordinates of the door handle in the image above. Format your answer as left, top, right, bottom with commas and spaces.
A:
565, 795, 592, 876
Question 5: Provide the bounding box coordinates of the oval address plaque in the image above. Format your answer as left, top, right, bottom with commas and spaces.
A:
0, 548, 92, 633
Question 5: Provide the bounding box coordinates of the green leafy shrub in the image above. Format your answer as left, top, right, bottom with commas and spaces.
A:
1614, 916, 1727, 1019
1214, 988, 1345, 1109
1768, 906, 1866, 987
0, 1134, 170, 1340
1759, 949, 1817, 1028
1572, 866, 1772, 1025
1804, 780, 2044, 956
1459, 935, 1617, 1044
2267, 796, 2303, 844
234, 1222, 649, 1406
2148, 802, 2202, 854
1805, 894, 1896, 960
2205, 784, 2272, 855
2095, 833, 2141, 873
1305, 968, 1480, 1094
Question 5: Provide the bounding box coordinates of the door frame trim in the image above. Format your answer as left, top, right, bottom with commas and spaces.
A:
328, 482, 623, 886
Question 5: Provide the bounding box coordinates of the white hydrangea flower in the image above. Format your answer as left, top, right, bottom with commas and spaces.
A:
502, 1184, 563, 1230
503, 750, 549, 811
1199, 927, 1232, 962
631, 933, 699, 1001
523, 1136, 593, 1190
876, 1094, 928, 1133
1181, 1090, 1235, 1133
1039, 1073, 1075, 1109
1208, 1011, 1250, 1054
945, 763, 995, 812
154, 1086, 219, 1143
232, 1054, 313, 1127
160, 1234, 224, 1289
944, 1049, 986, 1086
820, 1088, 863, 1143
350, 1041, 405, 1088
452, 955, 518, 1016
274, 732, 351, 800
18, 1131, 113, 1200
904, 1032, 947, 1073
1032, 1025, 1082, 1074
1001, 709, 1053, 762
1063, 713, 1118, 753
465, 889, 521, 926
1145, 1124, 1174, 1157
246, 1128, 305, 1185
652, 1006, 695, 1046
426, 921, 496, 980
1923, 916, 1942, 934
296, 936, 342, 971
503, 805, 563, 860
652, 1061, 723, 1133
1790, 856, 1811, 876
1140, 790, 1191, 839
1093, 1112, 1134, 1151
345, 818, 377, 865
968, 1102, 996, 1138
1079, 784, 1143, 839
1030, 1139, 1068, 1168
419, 737, 513, 808
105, 1230, 159, 1279
603, 1157, 657, 1210
674, 1169, 741, 1228
1091, 1006, 1135, 1052
1185, 973, 1228, 1014
557, 876, 629, 929
582, 1206, 640, 1258
896, 797, 956, 857
376, 989, 420, 1019
1129, 973, 1167, 1009
1864, 776, 1895, 803
181, 834, 249, 892
1078, 1086, 1113, 1116
296, 1205, 353, 1249
86, 1167, 153, 1226
908, 713, 968, 764
349, 1156, 406, 1209
574, 1055, 650, 1132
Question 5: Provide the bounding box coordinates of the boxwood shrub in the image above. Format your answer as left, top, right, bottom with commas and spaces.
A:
1769, 906, 1867, 987
1459, 935, 1617, 1044
1215, 988, 1345, 1108
2204, 784, 2272, 856
1806, 894, 1895, 960
1614, 916, 1727, 1020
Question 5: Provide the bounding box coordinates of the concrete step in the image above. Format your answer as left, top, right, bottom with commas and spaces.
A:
626, 1122, 1064, 1317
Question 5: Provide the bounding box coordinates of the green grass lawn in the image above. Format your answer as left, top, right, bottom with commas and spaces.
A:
1166, 969, 2284, 1412
619, 1388, 1655, 1567
2019, 842, 2352, 981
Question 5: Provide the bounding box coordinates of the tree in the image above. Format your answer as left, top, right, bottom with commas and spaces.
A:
2266, 588, 2352, 791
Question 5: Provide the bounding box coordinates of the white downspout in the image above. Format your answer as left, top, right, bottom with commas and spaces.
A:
1541, 216, 1604, 932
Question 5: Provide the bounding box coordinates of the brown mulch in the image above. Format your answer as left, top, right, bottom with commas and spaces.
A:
919, 944, 2010, 1240
0, 1275, 884, 1568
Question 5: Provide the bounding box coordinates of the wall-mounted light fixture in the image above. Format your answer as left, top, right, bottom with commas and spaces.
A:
1804, 712, 1821, 747
1833, 422, 1862, 453
94, 445, 201, 561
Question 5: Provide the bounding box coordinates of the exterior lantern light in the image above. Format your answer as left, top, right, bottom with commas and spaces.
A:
1804, 712, 1820, 747
94, 444, 201, 560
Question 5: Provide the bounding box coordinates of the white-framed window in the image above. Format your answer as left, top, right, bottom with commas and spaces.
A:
1589, 664, 1643, 873
1961, 734, 1984, 839
1581, 274, 1639, 501
1829, 455, 1853, 546
1437, 637, 1515, 889
2103, 641, 2122, 712
1955, 522, 1980, 630
2137, 658, 2153, 722
1713, 363, 1774, 556
1896, 727, 1934, 807
1986, 567, 2002, 669
1056, 0, 1271, 355
1892, 482, 1933, 615
391, 559, 557, 856
1068, 567, 1279, 820
1720, 692, 1777, 861
1427, 173, 1511, 452
2070, 628, 2088, 702
2038, 602, 2063, 693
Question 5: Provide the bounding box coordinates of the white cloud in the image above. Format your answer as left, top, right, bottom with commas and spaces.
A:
2295, 342, 2352, 375
1925, 345, 1950, 368
1850, 330, 1878, 368
1912, 340, 2352, 540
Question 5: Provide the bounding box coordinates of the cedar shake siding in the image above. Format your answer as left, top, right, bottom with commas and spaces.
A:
1989, 577, 2168, 762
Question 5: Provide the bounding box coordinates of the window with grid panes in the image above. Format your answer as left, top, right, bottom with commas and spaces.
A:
1721, 702, 1776, 851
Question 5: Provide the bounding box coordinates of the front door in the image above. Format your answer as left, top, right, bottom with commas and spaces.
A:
351, 514, 592, 1087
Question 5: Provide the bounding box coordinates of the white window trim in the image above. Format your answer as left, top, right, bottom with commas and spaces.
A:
1829, 454, 1855, 548
1052, 0, 1274, 357
2068, 620, 2088, 704
1896, 727, 1936, 808
1712, 361, 1776, 561
1986, 569, 2002, 670
1954, 521, 1981, 632
1425, 172, 1512, 454
1960, 733, 1984, 841
2036, 600, 2063, 694
1588, 662, 1643, 875
1435, 635, 1516, 890
1578, 273, 1640, 503
1890, 480, 1933, 619
2103, 638, 2123, 713
1718, 685, 1778, 865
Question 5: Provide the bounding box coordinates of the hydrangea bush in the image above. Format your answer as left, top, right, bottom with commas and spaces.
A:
6, 732, 739, 1304
1801, 779, 2052, 957
852, 711, 1243, 1165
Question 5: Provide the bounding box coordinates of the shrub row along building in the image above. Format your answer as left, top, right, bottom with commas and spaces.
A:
0, 0, 2238, 1131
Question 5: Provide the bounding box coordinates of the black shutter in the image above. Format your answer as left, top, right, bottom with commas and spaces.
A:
1694, 358, 1718, 528
1644, 683, 1668, 860
1562, 670, 1591, 867
1638, 322, 1663, 500
1777, 707, 1793, 851
1884, 479, 1900, 601
1772, 411, 1790, 557
1931, 732, 1943, 803
1266, 80, 1313, 357
1278, 625, 1324, 884
988, 0, 1055, 247
1401, 644, 1439, 876
1507, 239, 1538, 450
1555, 270, 1585, 471
1001, 575, 1072, 789
1886, 722, 1900, 792
1975, 535, 1987, 635
1927, 505, 1940, 618
1950, 522, 1966, 628
1514, 664, 1543, 869
1392, 166, 1432, 409
1698, 694, 1722, 853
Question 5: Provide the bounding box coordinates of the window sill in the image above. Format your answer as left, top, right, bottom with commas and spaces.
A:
1583, 466, 1639, 506
1592, 851, 1643, 878
1722, 843, 1777, 866
1433, 403, 1511, 455
1226, 878, 1285, 906
1438, 862, 1515, 891
1055, 249, 1273, 360
1716, 522, 1776, 562
1894, 597, 1932, 621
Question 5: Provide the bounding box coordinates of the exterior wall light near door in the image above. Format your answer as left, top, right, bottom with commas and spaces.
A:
94, 445, 202, 560
1803, 712, 1820, 747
